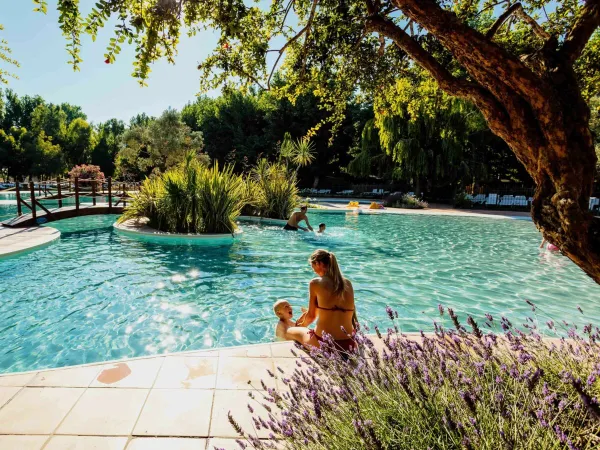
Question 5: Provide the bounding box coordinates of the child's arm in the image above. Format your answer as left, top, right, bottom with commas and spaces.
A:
275, 321, 286, 340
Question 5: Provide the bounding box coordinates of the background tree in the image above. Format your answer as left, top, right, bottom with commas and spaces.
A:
115, 109, 205, 179
91, 119, 126, 177
63, 117, 95, 167
47, 0, 600, 281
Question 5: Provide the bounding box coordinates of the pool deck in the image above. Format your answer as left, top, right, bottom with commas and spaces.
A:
0, 340, 321, 450
0, 226, 60, 258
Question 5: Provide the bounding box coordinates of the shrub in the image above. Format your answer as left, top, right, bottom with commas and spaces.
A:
68, 164, 105, 189
454, 192, 474, 209
250, 159, 299, 220
119, 153, 244, 234
384, 192, 428, 209
232, 304, 600, 450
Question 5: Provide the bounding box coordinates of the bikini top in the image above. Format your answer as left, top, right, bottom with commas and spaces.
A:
316, 303, 354, 312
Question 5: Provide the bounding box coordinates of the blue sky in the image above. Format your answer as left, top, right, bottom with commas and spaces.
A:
0, 0, 222, 124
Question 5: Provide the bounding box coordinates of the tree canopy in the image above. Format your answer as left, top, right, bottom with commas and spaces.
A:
42, 0, 600, 282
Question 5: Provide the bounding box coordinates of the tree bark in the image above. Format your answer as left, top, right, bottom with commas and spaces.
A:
366, 0, 600, 283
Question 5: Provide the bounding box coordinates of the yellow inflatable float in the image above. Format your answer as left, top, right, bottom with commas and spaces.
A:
369, 202, 385, 209
346, 201, 360, 208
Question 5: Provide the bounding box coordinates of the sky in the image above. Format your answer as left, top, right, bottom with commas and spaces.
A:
0, 0, 222, 124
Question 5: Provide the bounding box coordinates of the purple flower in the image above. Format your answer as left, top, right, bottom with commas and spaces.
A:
577, 305, 583, 314
495, 392, 504, 403
438, 304, 444, 316
247, 404, 254, 413
385, 306, 394, 320
554, 425, 567, 443
588, 374, 597, 386
536, 410, 547, 427
495, 376, 503, 384
485, 313, 493, 322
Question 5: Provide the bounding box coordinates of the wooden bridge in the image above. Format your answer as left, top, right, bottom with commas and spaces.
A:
1, 177, 138, 228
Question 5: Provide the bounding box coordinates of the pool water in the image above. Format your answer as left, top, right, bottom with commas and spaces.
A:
0, 212, 599, 373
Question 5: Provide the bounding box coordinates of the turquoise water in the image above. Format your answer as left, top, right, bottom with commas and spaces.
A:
0, 212, 599, 373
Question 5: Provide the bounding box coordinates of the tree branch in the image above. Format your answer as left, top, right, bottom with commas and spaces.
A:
486, 3, 550, 40
267, 0, 318, 89
559, 0, 600, 65
513, 4, 551, 41
486, 3, 521, 39
391, 0, 554, 124
365, 15, 482, 99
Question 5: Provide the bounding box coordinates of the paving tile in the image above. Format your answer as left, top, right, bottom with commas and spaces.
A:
57, 388, 148, 436
270, 342, 298, 358
0, 435, 48, 450
126, 438, 206, 450
91, 358, 164, 388
271, 358, 301, 392
183, 350, 218, 358
0, 387, 83, 434
219, 345, 271, 358
216, 358, 275, 390
133, 389, 213, 437
44, 436, 127, 450
0, 386, 20, 408
206, 438, 243, 450
0, 372, 36, 387
210, 390, 269, 438
29, 365, 102, 387
154, 357, 217, 389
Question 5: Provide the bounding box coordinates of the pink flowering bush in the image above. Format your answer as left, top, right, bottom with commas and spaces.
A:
227, 303, 600, 449
68, 164, 105, 189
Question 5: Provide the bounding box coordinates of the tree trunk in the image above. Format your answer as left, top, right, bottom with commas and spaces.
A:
366, 0, 600, 283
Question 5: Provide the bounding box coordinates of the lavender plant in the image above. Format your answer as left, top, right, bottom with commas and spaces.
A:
227, 303, 600, 450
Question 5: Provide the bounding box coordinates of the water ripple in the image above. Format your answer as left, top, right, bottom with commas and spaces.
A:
0, 212, 599, 373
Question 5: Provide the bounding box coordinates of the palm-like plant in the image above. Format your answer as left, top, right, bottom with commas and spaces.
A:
250, 159, 299, 219
118, 152, 244, 234
291, 137, 316, 174
278, 133, 316, 174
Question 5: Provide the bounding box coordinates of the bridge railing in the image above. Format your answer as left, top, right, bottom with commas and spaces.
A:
11, 177, 140, 221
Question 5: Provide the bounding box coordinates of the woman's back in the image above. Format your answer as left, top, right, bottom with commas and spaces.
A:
314, 277, 355, 340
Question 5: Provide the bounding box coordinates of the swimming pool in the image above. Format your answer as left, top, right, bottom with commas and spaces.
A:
0, 212, 598, 373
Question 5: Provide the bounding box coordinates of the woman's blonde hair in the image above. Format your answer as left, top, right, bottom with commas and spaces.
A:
309, 249, 346, 295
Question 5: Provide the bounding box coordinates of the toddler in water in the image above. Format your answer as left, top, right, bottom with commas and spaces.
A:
273, 300, 295, 340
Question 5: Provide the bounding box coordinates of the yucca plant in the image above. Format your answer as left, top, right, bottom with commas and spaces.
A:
118, 176, 164, 228
252, 159, 299, 219
119, 152, 244, 234
196, 162, 245, 234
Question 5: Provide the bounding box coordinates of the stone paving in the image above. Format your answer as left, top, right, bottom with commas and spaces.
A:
0, 341, 307, 450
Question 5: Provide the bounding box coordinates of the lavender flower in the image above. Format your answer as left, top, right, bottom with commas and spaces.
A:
386, 305, 394, 320
438, 304, 444, 316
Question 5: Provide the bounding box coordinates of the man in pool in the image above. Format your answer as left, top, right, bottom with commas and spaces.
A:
317, 223, 326, 233
283, 205, 313, 231
273, 300, 296, 340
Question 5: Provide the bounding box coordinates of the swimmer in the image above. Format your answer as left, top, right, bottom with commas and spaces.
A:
273, 300, 295, 340
317, 223, 326, 233
540, 237, 559, 252
283, 205, 313, 231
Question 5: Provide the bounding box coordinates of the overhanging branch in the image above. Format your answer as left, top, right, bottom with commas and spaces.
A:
267, 0, 319, 89
559, 0, 600, 65
487, 3, 550, 40
486, 3, 521, 39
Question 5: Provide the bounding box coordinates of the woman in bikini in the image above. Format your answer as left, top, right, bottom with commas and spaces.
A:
284, 249, 357, 352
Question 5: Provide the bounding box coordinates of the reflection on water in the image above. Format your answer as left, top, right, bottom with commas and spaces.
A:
0, 212, 598, 373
